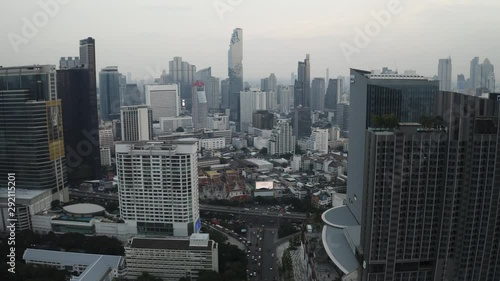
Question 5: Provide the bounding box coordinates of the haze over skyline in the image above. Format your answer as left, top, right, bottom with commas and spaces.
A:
1, 0, 499, 83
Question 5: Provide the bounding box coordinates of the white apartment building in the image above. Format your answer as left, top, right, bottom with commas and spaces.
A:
121, 105, 153, 141
199, 137, 225, 150
145, 84, 180, 121
268, 119, 295, 155
115, 140, 200, 237
100, 147, 112, 166
125, 234, 218, 281
312, 128, 329, 155
23, 249, 126, 281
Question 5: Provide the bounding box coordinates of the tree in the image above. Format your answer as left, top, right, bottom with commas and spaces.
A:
136, 272, 163, 281
259, 147, 268, 155
51, 199, 61, 210
176, 127, 184, 132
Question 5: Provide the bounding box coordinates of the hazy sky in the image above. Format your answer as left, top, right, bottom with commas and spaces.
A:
1, 0, 499, 84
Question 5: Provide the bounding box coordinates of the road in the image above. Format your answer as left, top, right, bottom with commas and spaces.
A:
70, 190, 307, 221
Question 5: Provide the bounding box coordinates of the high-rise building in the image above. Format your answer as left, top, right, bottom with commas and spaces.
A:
192, 81, 208, 129
481, 58, 495, 92
120, 105, 153, 141
268, 119, 295, 155
221, 78, 230, 109
346, 69, 439, 223
99, 66, 122, 121
239, 89, 266, 132
169, 57, 196, 111
269, 73, 277, 94
457, 74, 466, 93
252, 110, 274, 130
470, 56, 480, 89
57, 67, 101, 182
358, 93, 500, 281
196, 67, 220, 111
266, 90, 278, 111
99, 129, 114, 152
145, 84, 180, 121
335, 102, 349, 136
228, 28, 243, 131
122, 84, 144, 106
294, 54, 311, 108
311, 78, 325, 111
325, 78, 343, 111
292, 106, 312, 140
311, 128, 328, 155
277, 85, 293, 114
261, 77, 269, 92
116, 140, 200, 237
0, 65, 68, 202
438, 57, 452, 91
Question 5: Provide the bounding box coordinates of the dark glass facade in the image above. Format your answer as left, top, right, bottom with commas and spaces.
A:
57, 68, 101, 183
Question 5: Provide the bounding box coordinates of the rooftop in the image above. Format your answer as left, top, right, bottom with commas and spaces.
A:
130, 237, 213, 251
23, 249, 123, 281
0, 188, 51, 200
322, 205, 359, 228
63, 203, 105, 215
322, 226, 359, 274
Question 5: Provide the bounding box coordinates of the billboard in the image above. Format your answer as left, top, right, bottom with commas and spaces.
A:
255, 181, 273, 190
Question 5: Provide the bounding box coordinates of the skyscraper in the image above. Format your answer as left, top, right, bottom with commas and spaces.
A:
122, 84, 144, 106
192, 81, 208, 129
438, 57, 452, 91
57, 67, 101, 182
0, 65, 68, 201
347, 69, 439, 223
221, 78, 230, 109
310, 128, 328, 155
99, 66, 122, 121
470, 56, 480, 89
145, 84, 180, 121
311, 78, 325, 111
359, 92, 500, 281
169, 57, 196, 111
228, 28, 243, 131
196, 67, 220, 111
116, 140, 200, 237
481, 58, 495, 92
294, 54, 311, 108
457, 73, 466, 93
277, 85, 293, 114
120, 105, 153, 141
268, 73, 277, 94
325, 78, 343, 111
260, 77, 269, 92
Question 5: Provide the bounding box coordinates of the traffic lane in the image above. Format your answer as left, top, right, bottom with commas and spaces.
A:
261, 228, 278, 281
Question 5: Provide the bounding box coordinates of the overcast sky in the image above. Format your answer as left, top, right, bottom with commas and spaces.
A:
1, 0, 499, 84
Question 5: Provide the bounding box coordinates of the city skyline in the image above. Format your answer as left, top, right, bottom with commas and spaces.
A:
1, 0, 499, 84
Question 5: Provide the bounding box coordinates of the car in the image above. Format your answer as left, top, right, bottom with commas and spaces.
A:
278, 214, 283, 216
286, 212, 291, 214
259, 248, 262, 251
270, 267, 273, 270
271, 253, 274, 257
258, 262, 261, 266
244, 208, 250, 211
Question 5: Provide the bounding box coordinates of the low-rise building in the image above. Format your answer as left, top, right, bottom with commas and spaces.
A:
23, 249, 126, 281
0, 188, 52, 232
125, 234, 218, 281
199, 137, 225, 150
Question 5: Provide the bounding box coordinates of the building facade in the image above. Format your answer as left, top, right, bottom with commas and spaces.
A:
268, 119, 295, 155
228, 28, 243, 131
239, 89, 266, 132
145, 84, 180, 121
311, 78, 325, 111
120, 105, 153, 141
125, 234, 218, 281
116, 140, 200, 237
99, 66, 122, 121
0, 65, 69, 201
